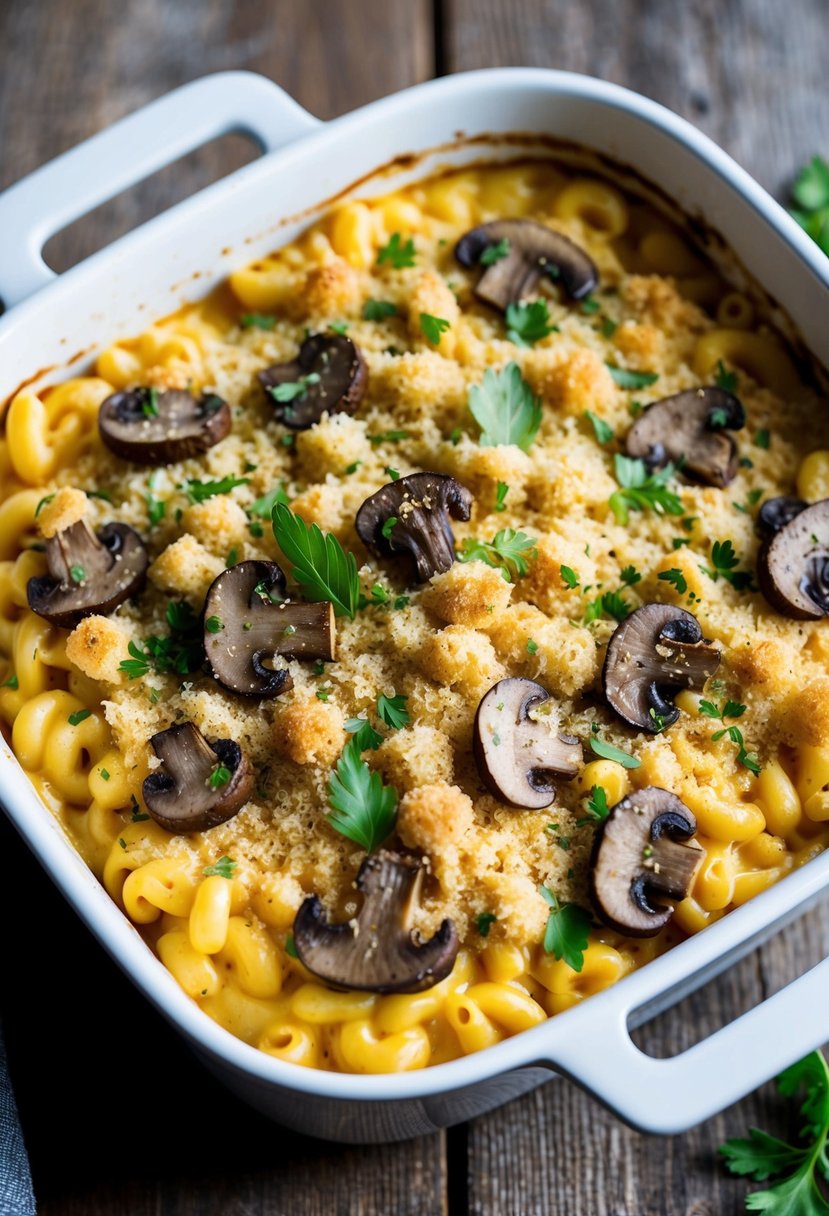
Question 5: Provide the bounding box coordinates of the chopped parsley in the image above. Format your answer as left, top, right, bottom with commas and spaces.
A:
577, 785, 610, 826
526, 638, 539, 655
480, 238, 510, 266
208, 765, 232, 790
620, 565, 641, 586
284, 934, 299, 959
419, 313, 451, 345
240, 313, 275, 329
203, 856, 237, 879
560, 564, 579, 590
272, 504, 360, 619
609, 454, 683, 525
505, 299, 558, 347
468, 362, 542, 452
701, 698, 760, 774
583, 589, 631, 624
327, 738, 398, 852
2, 675, 18, 690
68, 708, 92, 726
606, 364, 659, 390
363, 299, 398, 321
377, 693, 409, 730
539, 887, 592, 972
580, 294, 600, 315
658, 567, 688, 595
377, 233, 416, 269
180, 475, 250, 504
70, 565, 86, 585
205, 615, 224, 634
714, 359, 738, 393
267, 372, 320, 404
368, 429, 410, 446
476, 912, 498, 936
146, 472, 166, 528
701, 539, 754, 591
589, 725, 641, 768
458, 528, 538, 582
584, 410, 614, 445
345, 716, 384, 752
119, 602, 204, 679
754, 429, 771, 450
495, 481, 509, 512
381, 516, 397, 540
329, 322, 349, 336
248, 483, 291, 520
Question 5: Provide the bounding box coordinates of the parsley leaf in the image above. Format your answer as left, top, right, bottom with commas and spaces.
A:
584, 410, 614, 445
720, 1050, 829, 1213
363, 299, 398, 321
589, 726, 641, 768
578, 785, 610, 826
714, 359, 739, 393
146, 472, 166, 528
118, 602, 204, 680
327, 738, 398, 852
495, 481, 509, 512
247, 483, 290, 519
539, 887, 591, 972
790, 157, 829, 257
468, 362, 542, 452
476, 912, 498, 936
377, 233, 416, 268
267, 372, 320, 404
368, 429, 410, 447
203, 856, 237, 879
272, 504, 360, 619
377, 693, 410, 730
68, 708, 92, 726
181, 475, 250, 504
505, 299, 557, 347
240, 313, 275, 330
701, 539, 754, 591
560, 564, 579, 590
583, 589, 631, 624
754, 429, 771, 450
606, 364, 659, 390
658, 567, 688, 595
609, 454, 684, 525
420, 313, 451, 345
345, 716, 384, 752
620, 565, 641, 586
480, 238, 510, 266
458, 528, 538, 582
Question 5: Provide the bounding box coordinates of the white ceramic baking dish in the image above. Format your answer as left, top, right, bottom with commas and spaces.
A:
1, 68, 829, 1145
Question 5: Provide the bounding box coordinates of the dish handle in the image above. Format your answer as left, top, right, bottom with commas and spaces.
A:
542, 952, 829, 1133
0, 71, 320, 310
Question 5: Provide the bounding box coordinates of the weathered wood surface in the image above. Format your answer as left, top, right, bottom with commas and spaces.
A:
1, 1, 828, 1213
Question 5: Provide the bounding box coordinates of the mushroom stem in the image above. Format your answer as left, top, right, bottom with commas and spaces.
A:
142, 722, 254, 833
355, 473, 473, 583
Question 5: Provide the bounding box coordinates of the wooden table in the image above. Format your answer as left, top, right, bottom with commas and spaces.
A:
1, 2, 828, 1212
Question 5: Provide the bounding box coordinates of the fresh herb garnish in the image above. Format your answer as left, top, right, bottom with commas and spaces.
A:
267, 372, 320, 404
68, 708, 92, 726
505, 299, 558, 347
345, 716, 384, 752
620, 565, 641, 586
205, 615, 224, 634
2, 675, 18, 690
284, 933, 299, 959
714, 359, 738, 393
240, 313, 275, 330
589, 725, 641, 768
526, 638, 539, 654
119, 602, 204, 679
70, 565, 86, 585
329, 322, 349, 336
468, 362, 542, 452
247, 483, 290, 520
539, 887, 591, 972
720, 1050, 829, 1212
560, 564, 579, 590
458, 528, 538, 582
701, 539, 754, 591
420, 313, 451, 345
495, 481, 509, 512
35, 494, 55, 518
584, 410, 614, 445
377, 233, 416, 269
208, 765, 232, 790
580, 295, 600, 315
363, 299, 398, 321
606, 364, 659, 390
583, 589, 632, 624
476, 912, 498, 936
327, 738, 398, 852
754, 429, 771, 450
377, 693, 409, 730
789, 156, 829, 256
368, 429, 410, 446
203, 856, 237, 879
146, 472, 166, 528
480, 238, 510, 266
658, 567, 689, 595
578, 785, 610, 826
609, 454, 684, 525
381, 516, 397, 540
701, 698, 760, 774
272, 503, 360, 619
600, 316, 618, 339
180, 475, 250, 504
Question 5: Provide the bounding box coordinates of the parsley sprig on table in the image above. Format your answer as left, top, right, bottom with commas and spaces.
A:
458, 528, 538, 582
327, 738, 398, 852
539, 886, 592, 972
609, 454, 684, 525
720, 1051, 829, 1213
272, 503, 360, 619
789, 156, 829, 257
505, 299, 557, 347
468, 362, 542, 452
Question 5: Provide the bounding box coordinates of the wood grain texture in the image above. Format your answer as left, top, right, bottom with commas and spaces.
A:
3, 1, 829, 1214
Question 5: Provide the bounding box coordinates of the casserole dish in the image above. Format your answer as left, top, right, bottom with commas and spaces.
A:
1, 67, 829, 1144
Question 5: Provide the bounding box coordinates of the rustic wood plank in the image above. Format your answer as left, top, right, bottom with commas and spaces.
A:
444, 2, 829, 1211
443, 0, 829, 197
0, 2, 441, 1213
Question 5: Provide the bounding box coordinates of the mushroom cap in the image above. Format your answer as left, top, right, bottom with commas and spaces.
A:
142, 722, 254, 834
99, 388, 231, 465
626, 387, 746, 488
473, 678, 581, 809
293, 849, 459, 994
757, 496, 807, 539
589, 787, 703, 936
257, 333, 367, 429
454, 218, 598, 311
355, 472, 473, 583
757, 498, 829, 619
203, 559, 335, 698
602, 603, 721, 732
27, 519, 148, 629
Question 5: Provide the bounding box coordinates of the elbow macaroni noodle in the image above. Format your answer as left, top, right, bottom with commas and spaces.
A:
3, 158, 829, 1074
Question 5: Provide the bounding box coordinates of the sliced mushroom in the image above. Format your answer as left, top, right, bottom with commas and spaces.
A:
473, 678, 581, 809
603, 604, 721, 732
756, 495, 807, 539
27, 519, 148, 628
454, 218, 598, 311
142, 722, 254, 833
589, 787, 703, 936
626, 387, 746, 488
355, 472, 473, 582
757, 498, 829, 619
203, 560, 335, 697
99, 387, 231, 464
293, 850, 459, 993
258, 333, 367, 429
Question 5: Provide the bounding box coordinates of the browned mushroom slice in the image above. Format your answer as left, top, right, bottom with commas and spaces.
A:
258, 333, 367, 430
626, 387, 746, 488
355, 472, 473, 582
757, 495, 807, 539
473, 678, 581, 809
203, 559, 335, 697
589, 787, 703, 936
27, 519, 148, 629
142, 722, 254, 833
454, 219, 598, 311
757, 498, 829, 619
603, 603, 720, 733
99, 387, 231, 464
293, 850, 459, 993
